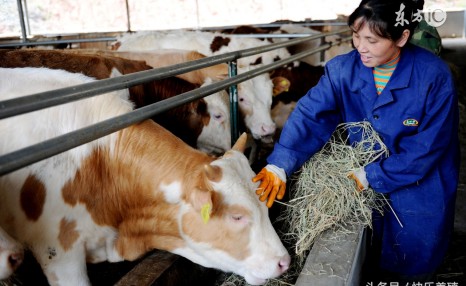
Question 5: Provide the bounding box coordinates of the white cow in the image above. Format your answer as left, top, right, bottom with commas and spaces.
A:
0, 67, 290, 286
198, 78, 231, 154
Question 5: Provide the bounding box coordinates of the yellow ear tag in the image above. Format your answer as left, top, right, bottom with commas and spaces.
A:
201, 203, 212, 224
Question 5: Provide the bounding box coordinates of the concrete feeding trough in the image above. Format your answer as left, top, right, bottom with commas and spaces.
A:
295, 224, 366, 286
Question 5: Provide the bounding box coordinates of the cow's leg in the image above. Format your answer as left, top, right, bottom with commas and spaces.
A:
33, 244, 90, 286
106, 236, 124, 262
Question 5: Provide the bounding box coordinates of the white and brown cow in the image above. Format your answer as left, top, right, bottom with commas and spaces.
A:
0, 226, 23, 280
112, 30, 291, 67
0, 49, 231, 155
0, 67, 290, 285
222, 22, 353, 66
112, 30, 282, 143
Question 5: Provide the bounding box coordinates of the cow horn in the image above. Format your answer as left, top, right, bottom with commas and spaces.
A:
231, 132, 248, 153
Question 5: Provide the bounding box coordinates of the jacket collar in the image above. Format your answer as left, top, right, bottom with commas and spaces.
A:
358, 45, 414, 110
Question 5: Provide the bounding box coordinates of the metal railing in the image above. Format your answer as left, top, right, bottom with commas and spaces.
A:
0, 29, 351, 176
0, 37, 118, 48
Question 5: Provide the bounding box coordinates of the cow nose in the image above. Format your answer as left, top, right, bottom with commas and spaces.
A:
262, 123, 276, 137
278, 254, 291, 273
8, 251, 24, 270
259, 123, 277, 144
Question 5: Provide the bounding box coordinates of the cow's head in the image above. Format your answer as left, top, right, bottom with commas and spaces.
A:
236, 66, 276, 144
196, 79, 231, 155
176, 133, 290, 285
0, 227, 24, 279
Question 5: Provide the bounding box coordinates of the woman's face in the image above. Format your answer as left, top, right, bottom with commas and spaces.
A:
352, 18, 401, 68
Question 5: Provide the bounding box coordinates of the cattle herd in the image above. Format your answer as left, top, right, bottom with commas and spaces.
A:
0, 22, 352, 285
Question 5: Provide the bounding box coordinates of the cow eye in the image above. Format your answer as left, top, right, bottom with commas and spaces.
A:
229, 213, 249, 226
238, 97, 252, 108
214, 113, 224, 121
231, 214, 243, 221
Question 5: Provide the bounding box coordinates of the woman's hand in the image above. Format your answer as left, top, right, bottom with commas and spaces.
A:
252, 164, 286, 208
347, 168, 369, 192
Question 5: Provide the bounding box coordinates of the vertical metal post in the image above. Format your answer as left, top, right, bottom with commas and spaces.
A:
195, 0, 201, 29
463, 9, 466, 38
125, 0, 131, 32
320, 36, 326, 64
16, 0, 28, 42
228, 61, 239, 145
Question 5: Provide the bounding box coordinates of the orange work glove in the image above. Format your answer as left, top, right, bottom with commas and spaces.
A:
252, 164, 286, 208
347, 168, 369, 192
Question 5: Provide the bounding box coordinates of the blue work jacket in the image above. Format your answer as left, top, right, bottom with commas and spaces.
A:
268, 44, 460, 275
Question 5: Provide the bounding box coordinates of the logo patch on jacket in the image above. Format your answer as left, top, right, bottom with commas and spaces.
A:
403, 118, 419, 126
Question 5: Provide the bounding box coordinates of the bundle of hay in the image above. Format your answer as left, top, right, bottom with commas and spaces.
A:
281, 121, 388, 259
217, 121, 388, 286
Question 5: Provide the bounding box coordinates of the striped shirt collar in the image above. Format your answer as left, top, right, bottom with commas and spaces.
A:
376, 49, 401, 69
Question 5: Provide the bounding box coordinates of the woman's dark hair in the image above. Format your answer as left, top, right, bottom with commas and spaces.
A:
348, 0, 421, 42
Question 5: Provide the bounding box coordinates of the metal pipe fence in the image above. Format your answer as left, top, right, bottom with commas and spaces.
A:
0, 30, 351, 176
0, 29, 349, 120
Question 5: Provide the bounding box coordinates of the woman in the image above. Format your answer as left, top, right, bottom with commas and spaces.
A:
253, 0, 460, 282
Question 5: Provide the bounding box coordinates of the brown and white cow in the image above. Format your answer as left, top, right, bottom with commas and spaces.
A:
0, 67, 290, 286
113, 30, 291, 67
222, 22, 353, 66
0, 226, 23, 280
112, 30, 282, 143
0, 49, 231, 155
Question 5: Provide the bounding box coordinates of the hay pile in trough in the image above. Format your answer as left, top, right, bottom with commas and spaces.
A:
216, 121, 388, 286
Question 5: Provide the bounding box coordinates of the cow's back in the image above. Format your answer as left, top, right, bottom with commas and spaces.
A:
0, 49, 152, 79
0, 50, 224, 152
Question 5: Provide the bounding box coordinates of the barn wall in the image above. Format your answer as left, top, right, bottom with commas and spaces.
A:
2, 0, 465, 39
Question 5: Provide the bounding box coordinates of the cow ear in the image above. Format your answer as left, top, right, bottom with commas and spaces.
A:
231, 132, 249, 153
109, 68, 131, 102
111, 41, 121, 50
272, 76, 290, 96
211, 63, 229, 81
215, 73, 228, 81
109, 67, 123, 78
204, 164, 222, 182
190, 188, 213, 224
